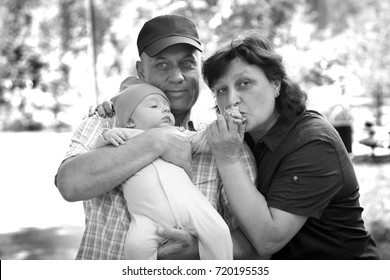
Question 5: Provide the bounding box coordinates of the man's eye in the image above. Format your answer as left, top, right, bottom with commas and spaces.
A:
156, 63, 168, 70
182, 60, 195, 69
150, 105, 158, 108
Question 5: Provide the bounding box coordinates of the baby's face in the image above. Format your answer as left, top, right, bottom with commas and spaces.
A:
131, 94, 175, 130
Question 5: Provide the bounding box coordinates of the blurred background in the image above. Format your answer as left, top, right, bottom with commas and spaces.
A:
0, 0, 389, 260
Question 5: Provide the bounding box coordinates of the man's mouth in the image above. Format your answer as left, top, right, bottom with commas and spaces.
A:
165, 90, 187, 96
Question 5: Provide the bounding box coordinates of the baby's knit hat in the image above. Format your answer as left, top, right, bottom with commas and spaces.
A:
111, 76, 170, 127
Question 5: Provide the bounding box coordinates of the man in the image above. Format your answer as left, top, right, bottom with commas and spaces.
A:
55, 14, 258, 259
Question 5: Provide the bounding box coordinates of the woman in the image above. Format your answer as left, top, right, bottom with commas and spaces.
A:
203, 32, 379, 259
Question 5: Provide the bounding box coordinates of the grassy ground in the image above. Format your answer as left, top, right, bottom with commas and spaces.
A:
352, 154, 390, 259
0, 131, 389, 260
0, 226, 83, 260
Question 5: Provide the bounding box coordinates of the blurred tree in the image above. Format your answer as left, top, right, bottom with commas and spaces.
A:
1, 0, 388, 130
161, 0, 301, 53
303, 0, 390, 126
349, 0, 390, 126
306, 0, 359, 34
0, 0, 44, 90
0, 0, 127, 130
0, 0, 49, 130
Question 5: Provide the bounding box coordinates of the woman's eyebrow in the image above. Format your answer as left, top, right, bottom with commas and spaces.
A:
214, 69, 251, 86
231, 69, 251, 79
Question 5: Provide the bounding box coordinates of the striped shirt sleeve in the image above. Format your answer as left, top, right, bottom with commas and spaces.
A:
219, 141, 257, 230
65, 114, 117, 159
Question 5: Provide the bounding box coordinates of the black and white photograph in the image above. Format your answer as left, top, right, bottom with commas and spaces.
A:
1, 0, 389, 278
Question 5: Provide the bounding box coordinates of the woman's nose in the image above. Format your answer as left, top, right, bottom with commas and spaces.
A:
227, 90, 241, 107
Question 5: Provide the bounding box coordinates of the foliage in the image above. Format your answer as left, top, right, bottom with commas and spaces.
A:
0, 0, 126, 130
0, 0, 389, 130
347, 0, 390, 125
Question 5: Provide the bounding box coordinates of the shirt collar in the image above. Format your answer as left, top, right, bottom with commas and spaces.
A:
260, 112, 303, 152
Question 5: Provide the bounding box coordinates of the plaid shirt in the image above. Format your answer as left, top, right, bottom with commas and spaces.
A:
63, 114, 257, 259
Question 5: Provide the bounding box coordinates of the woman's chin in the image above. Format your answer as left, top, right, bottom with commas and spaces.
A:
243, 121, 252, 132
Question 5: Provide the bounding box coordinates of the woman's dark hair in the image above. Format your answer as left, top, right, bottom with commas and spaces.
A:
202, 32, 307, 122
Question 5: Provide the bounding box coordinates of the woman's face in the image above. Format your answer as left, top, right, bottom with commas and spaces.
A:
213, 58, 280, 135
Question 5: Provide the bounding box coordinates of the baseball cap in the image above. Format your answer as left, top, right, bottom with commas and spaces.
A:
137, 14, 202, 57
111, 76, 170, 127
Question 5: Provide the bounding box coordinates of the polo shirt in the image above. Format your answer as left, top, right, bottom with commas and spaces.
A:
245, 110, 379, 259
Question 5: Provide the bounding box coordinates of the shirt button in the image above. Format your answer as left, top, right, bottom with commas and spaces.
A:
293, 176, 298, 182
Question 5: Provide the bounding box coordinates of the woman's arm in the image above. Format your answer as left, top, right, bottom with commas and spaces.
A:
206, 114, 307, 256
231, 228, 270, 259
212, 158, 307, 255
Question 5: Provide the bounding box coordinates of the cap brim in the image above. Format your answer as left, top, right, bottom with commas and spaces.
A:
144, 36, 202, 57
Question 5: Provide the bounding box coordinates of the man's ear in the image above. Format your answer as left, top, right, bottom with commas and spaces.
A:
125, 119, 136, 128
136, 61, 145, 81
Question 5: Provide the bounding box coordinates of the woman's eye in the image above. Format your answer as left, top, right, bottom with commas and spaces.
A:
215, 88, 227, 96
150, 105, 158, 108
240, 80, 251, 87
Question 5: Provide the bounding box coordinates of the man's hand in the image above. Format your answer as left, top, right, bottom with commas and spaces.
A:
88, 100, 115, 118
156, 227, 199, 260
152, 127, 193, 179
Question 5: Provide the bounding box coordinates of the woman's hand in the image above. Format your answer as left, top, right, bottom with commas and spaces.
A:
206, 110, 245, 163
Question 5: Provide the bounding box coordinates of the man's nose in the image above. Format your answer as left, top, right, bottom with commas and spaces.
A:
169, 67, 185, 84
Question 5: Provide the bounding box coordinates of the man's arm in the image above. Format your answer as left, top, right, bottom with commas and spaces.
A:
56, 126, 193, 202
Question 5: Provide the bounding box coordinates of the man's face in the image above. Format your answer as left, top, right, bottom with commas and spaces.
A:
137, 44, 201, 117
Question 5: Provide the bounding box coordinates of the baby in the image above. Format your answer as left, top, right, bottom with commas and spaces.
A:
92, 76, 240, 260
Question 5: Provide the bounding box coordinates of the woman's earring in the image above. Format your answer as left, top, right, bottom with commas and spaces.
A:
275, 91, 280, 98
